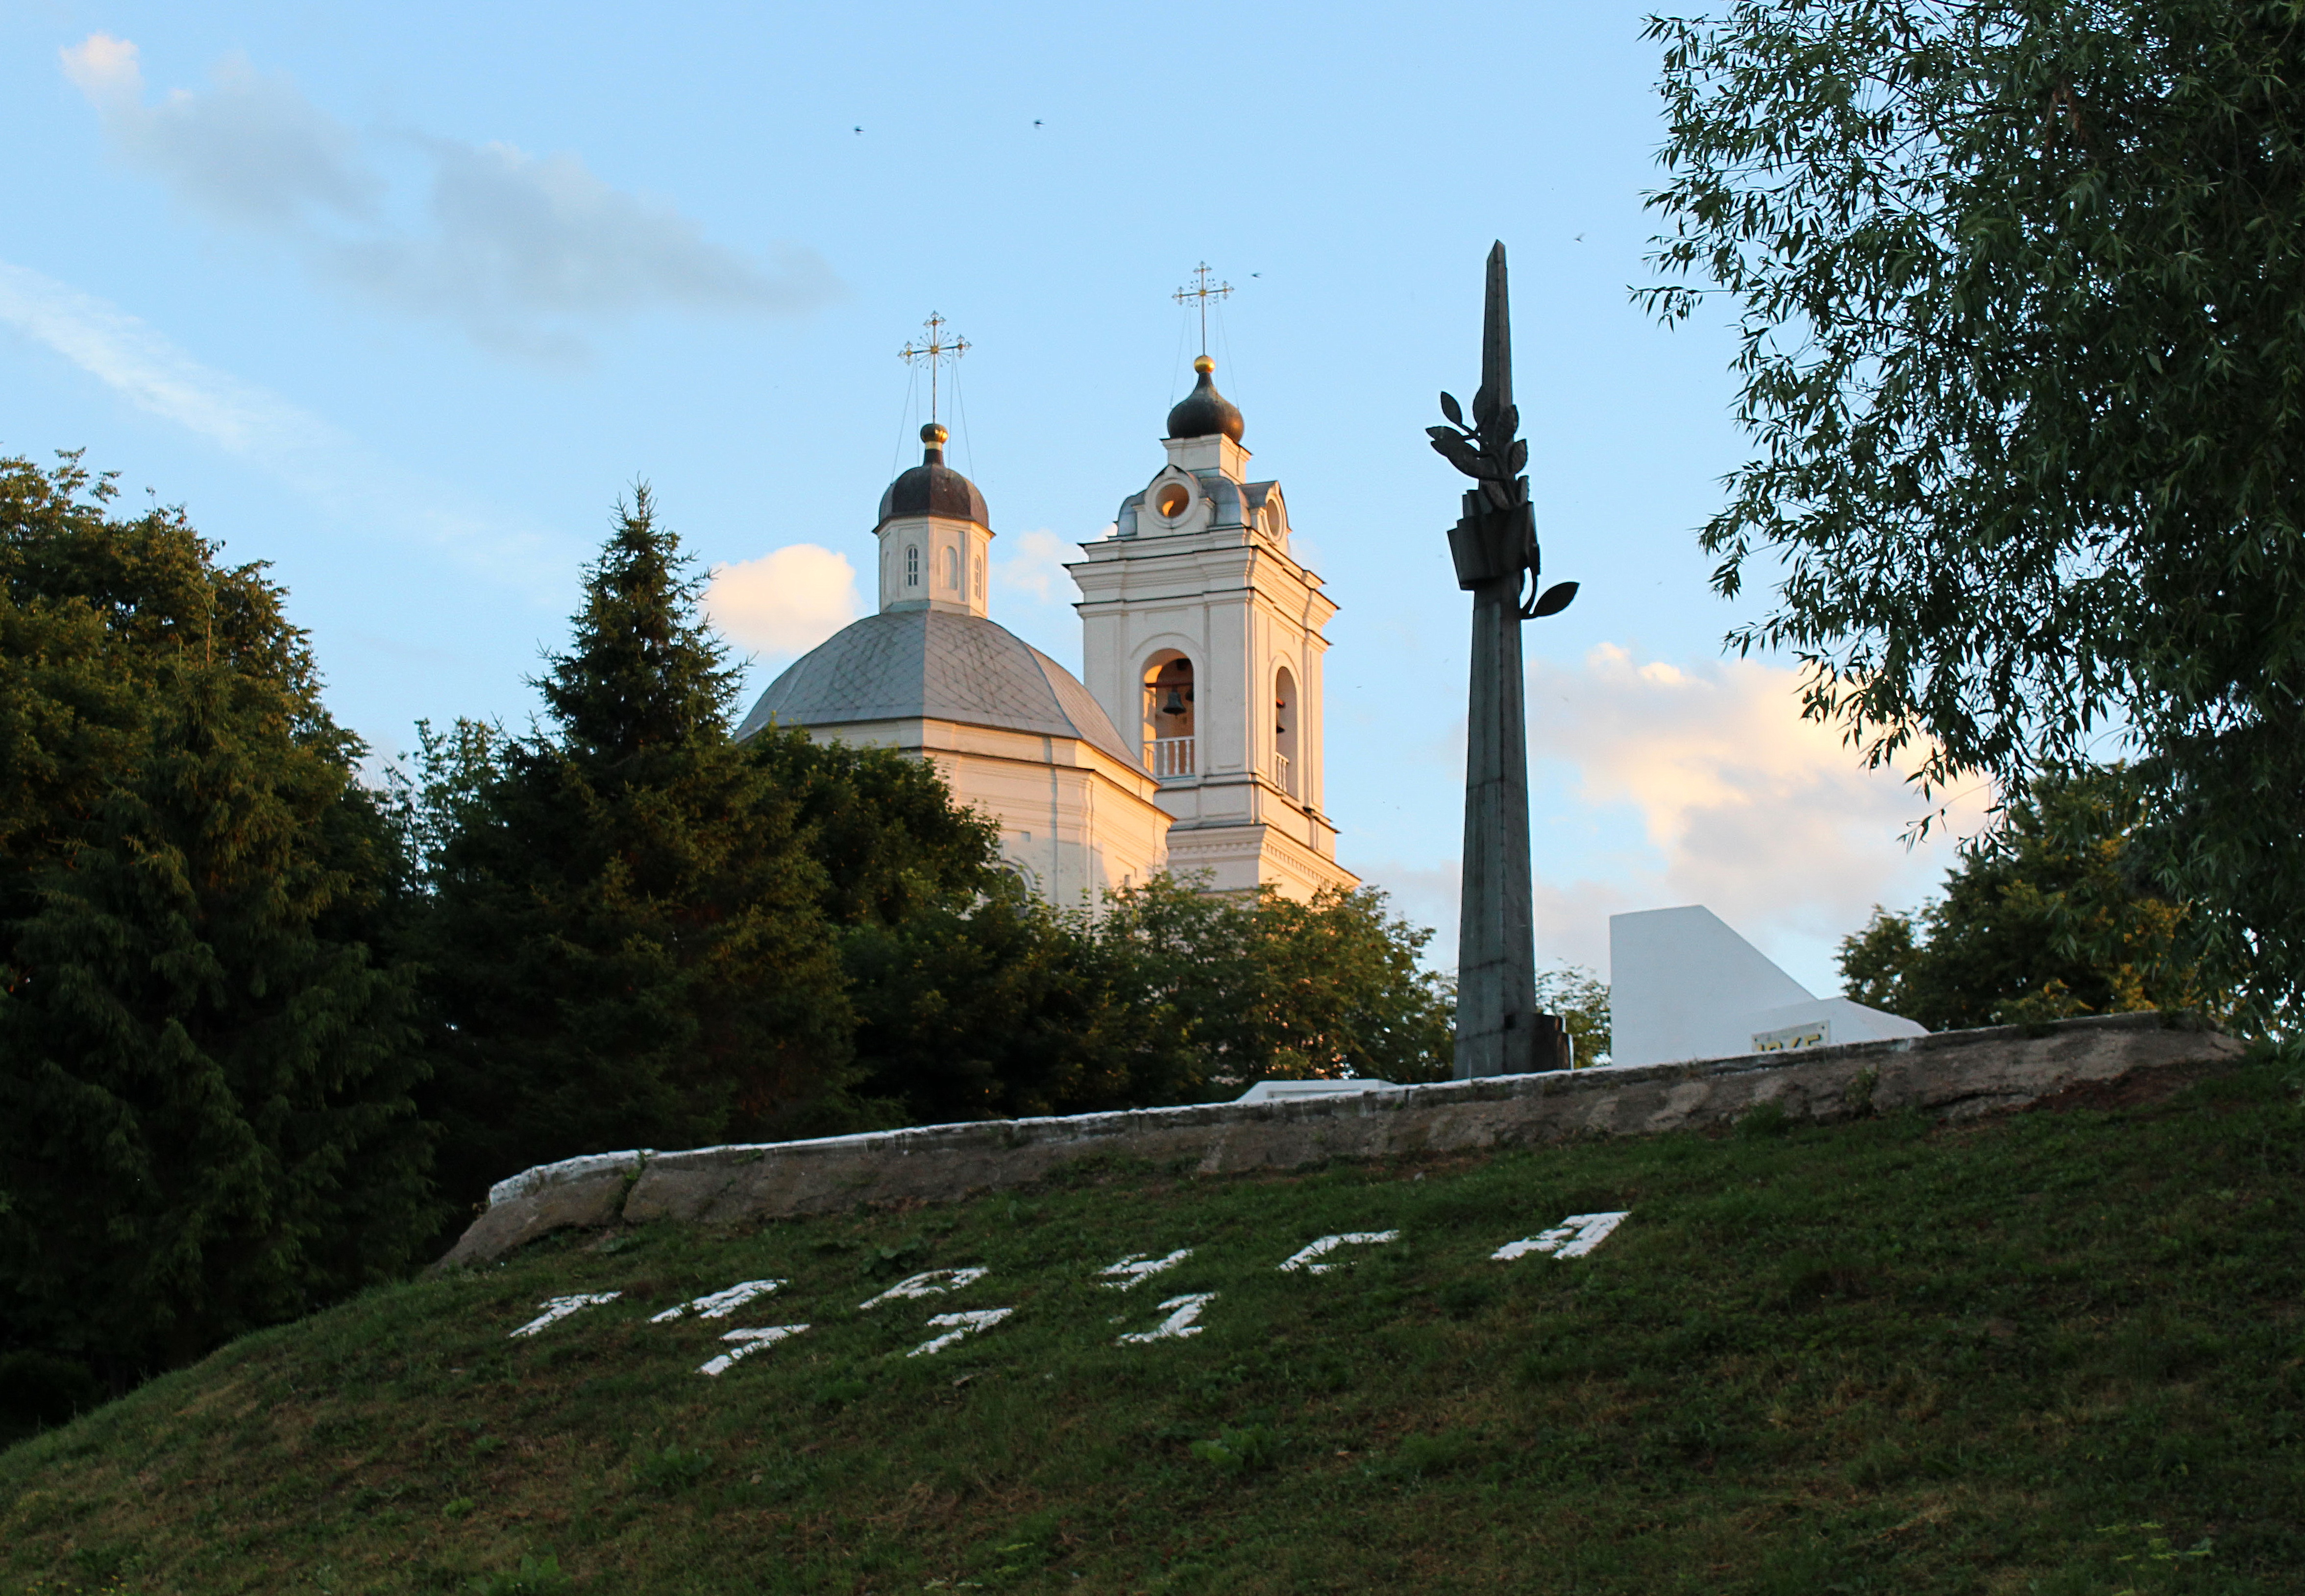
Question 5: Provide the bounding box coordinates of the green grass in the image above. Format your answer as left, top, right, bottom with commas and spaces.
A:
4, 1054, 2301, 1594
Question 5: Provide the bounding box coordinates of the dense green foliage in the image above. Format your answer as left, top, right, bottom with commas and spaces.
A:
1534, 963, 1612, 1064
1098, 875, 1455, 1088
1839, 766, 2220, 1029
2, 1049, 2295, 1592
413, 490, 855, 1211
0, 456, 434, 1397
845, 876, 1457, 1126
1644, 0, 2305, 1014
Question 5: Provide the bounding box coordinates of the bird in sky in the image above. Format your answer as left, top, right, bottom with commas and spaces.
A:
1034, 119, 1043, 127
853, 125, 862, 134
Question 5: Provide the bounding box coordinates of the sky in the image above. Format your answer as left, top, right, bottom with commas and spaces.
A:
0, 0, 1993, 993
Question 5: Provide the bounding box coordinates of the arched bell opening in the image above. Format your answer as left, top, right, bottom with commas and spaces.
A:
1273, 665, 1299, 797
1142, 651, 1196, 779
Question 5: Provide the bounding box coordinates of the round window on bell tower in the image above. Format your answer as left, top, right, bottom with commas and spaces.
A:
1155, 483, 1190, 519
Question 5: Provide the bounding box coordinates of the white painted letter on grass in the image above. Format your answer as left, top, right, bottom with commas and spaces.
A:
1097, 1249, 1192, 1290
650, 1279, 785, 1323
698, 1323, 809, 1378
859, 1267, 987, 1310
1278, 1232, 1401, 1275
507, 1292, 620, 1339
1493, 1211, 1630, 1262
1118, 1294, 1215, 1344
905, 1307, 1013, 1357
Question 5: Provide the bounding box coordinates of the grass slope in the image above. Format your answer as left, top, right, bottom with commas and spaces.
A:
3, 1056, 2301, 1596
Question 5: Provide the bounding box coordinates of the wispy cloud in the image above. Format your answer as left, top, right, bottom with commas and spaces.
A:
0, 258, 567, 597
58, 33, 837, 360
994, 529, 1079, 607
61, 35, 378, 227
0, 258, 335, 460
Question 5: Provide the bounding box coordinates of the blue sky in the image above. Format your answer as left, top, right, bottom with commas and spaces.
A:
0, 0, 1989, 991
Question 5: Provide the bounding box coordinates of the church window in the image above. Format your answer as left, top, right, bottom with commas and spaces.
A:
942, 545, 960, 589
1155, 482, 1190, 520
1143, 652, 1196, 779
906, 546, 919, 586
974, 553, 984, 598
1274, 666, 1300, 797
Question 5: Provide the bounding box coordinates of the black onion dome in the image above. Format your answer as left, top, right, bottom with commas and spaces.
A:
877, 422, 990, 527
1165, 355, 1245, 443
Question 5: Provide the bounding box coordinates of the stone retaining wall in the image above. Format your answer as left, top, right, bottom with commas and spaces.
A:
435, 1011, 2243, 1269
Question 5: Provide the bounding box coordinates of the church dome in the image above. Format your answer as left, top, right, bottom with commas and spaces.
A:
1165, 356, 1245, 443
877, 422, 990, 527
736, 608, 1137, 766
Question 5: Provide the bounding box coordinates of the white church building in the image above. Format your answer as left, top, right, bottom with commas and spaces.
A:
736, 356, 1358, 905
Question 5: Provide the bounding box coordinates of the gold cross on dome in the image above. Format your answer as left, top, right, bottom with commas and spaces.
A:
1173, 264, 1233, 356
899, 312, 970, 425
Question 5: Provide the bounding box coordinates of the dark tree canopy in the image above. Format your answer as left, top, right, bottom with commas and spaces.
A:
0, 456, 433, 1385
1838, 765, 2220, 1029
1644, 0, 2305, 1013
416, 489, 853, 1210
1097, 876, 1456, 1090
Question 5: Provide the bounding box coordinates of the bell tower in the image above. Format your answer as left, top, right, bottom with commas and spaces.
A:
1068, 355, 1357, 900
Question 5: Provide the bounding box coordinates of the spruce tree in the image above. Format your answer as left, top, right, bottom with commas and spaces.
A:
0, 456, 433, 1386
420, 488, 851, 1209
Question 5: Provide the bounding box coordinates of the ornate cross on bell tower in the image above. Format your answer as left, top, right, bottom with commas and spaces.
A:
898, 312, 970, 428
1173, 264, 1233, 357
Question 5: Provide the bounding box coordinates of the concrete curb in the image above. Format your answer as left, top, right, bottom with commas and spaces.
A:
433, 1010, 2242, 1270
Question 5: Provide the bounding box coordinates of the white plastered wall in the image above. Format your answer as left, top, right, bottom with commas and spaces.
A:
878, 513, 995, 617
792, 719, 1169, 909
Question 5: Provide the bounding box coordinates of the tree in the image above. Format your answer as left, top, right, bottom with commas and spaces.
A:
1644, 0, 2305, 1015
1838, 766, 2220, 1029
1098, 877, 1456, 1089
0, 455, 433, 1387
744, 729, 1003, 930
842, 881, 1186, 1124
416, 488, 852, 1210
1534, 965, 1613, 1066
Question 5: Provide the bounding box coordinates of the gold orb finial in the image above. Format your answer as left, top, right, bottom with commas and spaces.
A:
921, 421, 949, 447
1193, 354, 1215, 375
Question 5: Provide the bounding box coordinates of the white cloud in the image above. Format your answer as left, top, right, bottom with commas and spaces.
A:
0, 257, 566, 597
706, 545, 860, 658
994, 529, 1078, 607
1525, 643, 1994, 982
57, 34, 836, 358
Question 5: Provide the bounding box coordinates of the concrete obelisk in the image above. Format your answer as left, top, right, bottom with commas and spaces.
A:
1429, 243, 1577, 1078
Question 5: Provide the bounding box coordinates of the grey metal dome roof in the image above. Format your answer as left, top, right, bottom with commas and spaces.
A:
736, 608, 1137, 766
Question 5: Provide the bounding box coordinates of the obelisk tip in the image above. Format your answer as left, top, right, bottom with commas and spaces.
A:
1479, 243, 1512, 413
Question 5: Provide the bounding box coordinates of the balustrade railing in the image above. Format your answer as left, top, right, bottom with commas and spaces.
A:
1150, 737, 1196, 779
1274, 752, 1296, 796
1148, 741, 1199, 778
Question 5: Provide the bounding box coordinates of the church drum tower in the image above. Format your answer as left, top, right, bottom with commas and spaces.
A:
1068, 358, 1358, 900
